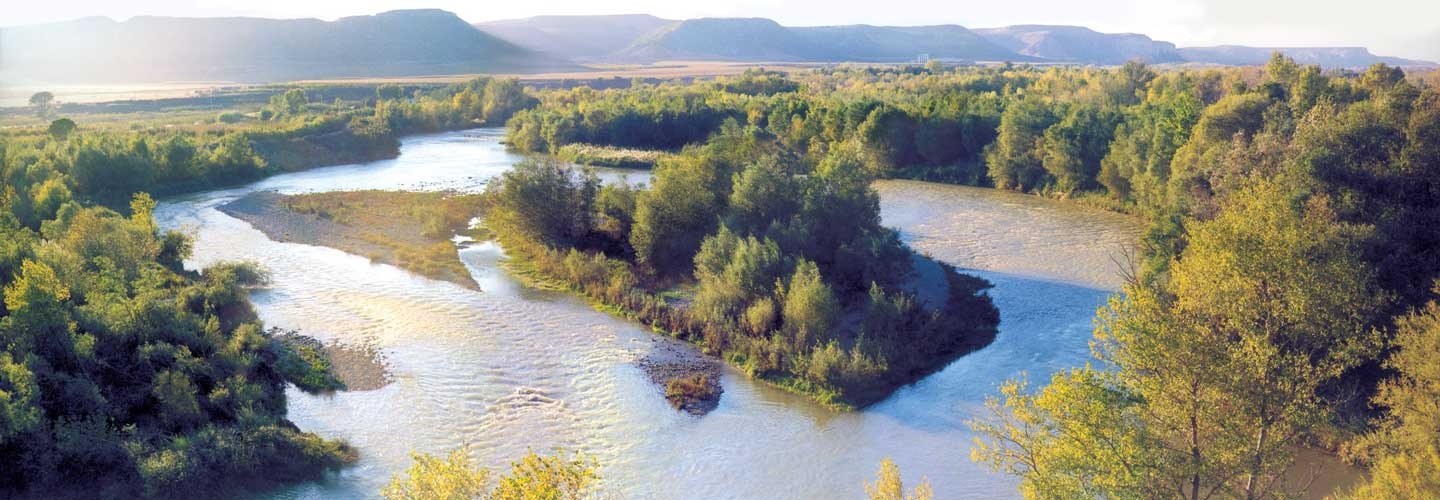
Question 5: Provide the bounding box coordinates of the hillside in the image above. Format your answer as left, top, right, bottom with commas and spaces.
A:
472, 14, 1436, 68
0, 9, 571, 84
617, 18, 809, 61
975, 25, 1181, 64
475, 14, 676, 61
1177, 45, 1438, 68
793, 25, 1019, 62
614, 18, 1019, 62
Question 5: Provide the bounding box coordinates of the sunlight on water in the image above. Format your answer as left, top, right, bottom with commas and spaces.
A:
154, 129, 1139, 500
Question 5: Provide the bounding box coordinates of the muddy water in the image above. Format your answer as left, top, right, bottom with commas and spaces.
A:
156, 129, 1142, 499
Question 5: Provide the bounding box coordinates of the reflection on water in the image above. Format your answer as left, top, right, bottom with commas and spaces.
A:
156, 129, 1139, 499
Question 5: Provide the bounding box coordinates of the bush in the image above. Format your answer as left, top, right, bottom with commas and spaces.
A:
216, 111, 244, 124
665, 374, 718, 410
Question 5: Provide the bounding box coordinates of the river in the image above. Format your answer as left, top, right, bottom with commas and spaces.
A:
154, 128, 1140, 499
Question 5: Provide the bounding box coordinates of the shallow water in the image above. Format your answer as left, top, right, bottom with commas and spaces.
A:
155, 129, 1140, 500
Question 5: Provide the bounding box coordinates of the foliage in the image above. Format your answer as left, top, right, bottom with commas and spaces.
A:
382, 447, 598, 500
47, 119, 76, 141
0, 85, 522, 494
0, 188, 355, 497
273, 334, 345, 393
382, 448, 492, 500
664, 373, 718, 411
1338, 289, 1440, 498
489, 125, 999, 408
484, 159, 598, 248
29, 92, 55, 119
971, 180, 1380, 499
0, 78, 536, 210
865, 458, 933, 500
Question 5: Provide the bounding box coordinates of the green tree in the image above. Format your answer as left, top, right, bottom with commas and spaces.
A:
986, 96, 1057, 191
490, 449, 597, 500
631, 155, 724, 275
1041, 105, 1118, 193
726, 157, 800, 235
47, 118, 76, 141
376, 84, 406, 101
270, 89, 309, 116
0, 353, 42, 445
485, 158, 598, 247
782, 259, 839, 340
29, 92, 54, 118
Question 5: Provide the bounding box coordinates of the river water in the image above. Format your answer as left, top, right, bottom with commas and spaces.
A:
154, 129, 1140, 499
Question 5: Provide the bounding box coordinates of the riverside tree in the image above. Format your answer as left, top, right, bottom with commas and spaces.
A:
971, 180, 1379, 500
1339, 290, 1440, 499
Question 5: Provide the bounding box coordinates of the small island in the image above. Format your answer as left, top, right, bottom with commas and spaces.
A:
487, 125, 1001, 409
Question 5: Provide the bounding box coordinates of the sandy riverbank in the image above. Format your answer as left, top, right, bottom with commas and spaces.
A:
220, 190, 481, 289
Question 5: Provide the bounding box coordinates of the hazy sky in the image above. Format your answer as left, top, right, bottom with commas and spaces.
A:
7, 0, 1439, 61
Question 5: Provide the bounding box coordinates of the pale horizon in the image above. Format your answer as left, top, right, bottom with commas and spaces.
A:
6, 0, 1439, 62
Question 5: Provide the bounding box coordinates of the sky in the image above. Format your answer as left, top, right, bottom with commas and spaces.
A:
5, 0, 1439, 61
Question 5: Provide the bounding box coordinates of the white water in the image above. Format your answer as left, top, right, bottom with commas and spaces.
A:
154, 129, 1139, 499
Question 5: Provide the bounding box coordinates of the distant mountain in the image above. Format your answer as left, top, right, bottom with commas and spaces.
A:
613, 18, 1019, 62
616, 18, 808, 61
9, 10, 1428, 84
474, 14, 1434, 69
0, 9, 572, 84
975, 25, 1181, 64
792, 25, 1020, 62
1177, 46, 1437, 68
475, 14, 676, 62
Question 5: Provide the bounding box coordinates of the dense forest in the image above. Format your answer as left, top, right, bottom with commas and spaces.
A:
505, 60, 1440, 496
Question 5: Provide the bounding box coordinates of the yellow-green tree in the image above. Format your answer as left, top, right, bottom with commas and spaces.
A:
865, 458, 933, 500
382, 448, 596, 500
1337, 290, 1440, 499
973, 180, 1378, 500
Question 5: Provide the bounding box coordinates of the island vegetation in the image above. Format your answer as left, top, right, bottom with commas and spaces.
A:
485, 128, 1001, 409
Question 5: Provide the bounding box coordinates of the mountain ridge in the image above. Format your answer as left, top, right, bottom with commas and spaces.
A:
478, 14, 1437, 68
1, 9, 574, 84
3, 10, 1434, 86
